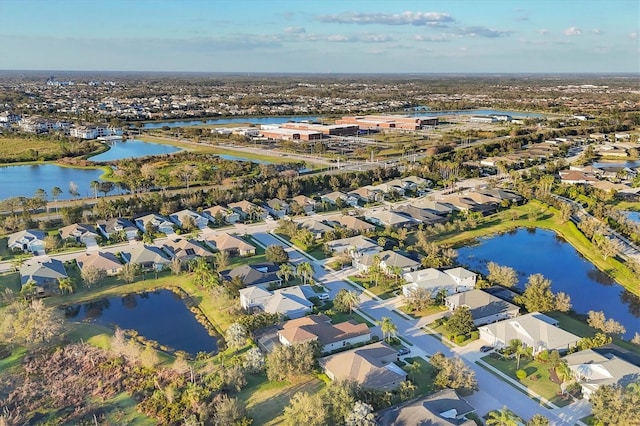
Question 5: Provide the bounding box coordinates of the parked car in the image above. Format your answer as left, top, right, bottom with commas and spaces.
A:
318, 293, 330, 301
397, 347, 410, 355
480, 345, 494, 353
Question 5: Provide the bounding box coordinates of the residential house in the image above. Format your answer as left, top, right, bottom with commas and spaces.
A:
291, 195, 318, 214
412, 200, 455, 216
438, 194, 497, 215
325, 215, 376, 233
265, 198, 290, 219
170, 209, 209, 230
559, 170, 599, 185
445, 289, 519, 326
206, 232, 256, 256
563, 349, 640, 400
221, 263, 281, 287
76, 251, 123, 276
355, 250, 420, 274
58, 223, 99, 244
20, 258, 68, 293
479, 312, 580, 354
278, 314, 371, 354
96, 218, 138, 240
478, 188, 524, 205
402, 267, 477, 298
325, 235, 380, 256
240, 285, 313, 319
162, 238, 214, 263
7, 229, 46, 254
319, 342, 407, 390
122, 244, 171, 271
134, 213, 174, 234
228, 200, 269, 221
348, 186, 384, 204
298, 218, 334, 239
372, 182, 405, 197
377, 388, 476, 426
364, 210, 416, 229
393, 205, 448, 225
320, 191, 350, 206
202, 205, 241, 224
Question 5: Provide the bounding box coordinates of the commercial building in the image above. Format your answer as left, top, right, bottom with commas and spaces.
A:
280, 122, 359, 136
336, 115, 438, 130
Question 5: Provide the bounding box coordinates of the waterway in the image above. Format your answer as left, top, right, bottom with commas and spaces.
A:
0, 163, 124, 201
64, 289, 218, 356
593, 160, 640, 169
88, 139, 182, 162
142, 115, 320, 129
457, 228, 640, 339
409, 108, 547, 118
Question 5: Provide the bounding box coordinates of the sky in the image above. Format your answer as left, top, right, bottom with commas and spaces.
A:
0, 0, 638, 73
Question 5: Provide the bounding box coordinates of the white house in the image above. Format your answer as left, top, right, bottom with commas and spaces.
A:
7, 229, 46, 254
445, 289, 519, 326
202, 205, 241, 224
122, 244, 171, 272
402, 267, 476, 297
135, 213, 175, 234
170, 209, 209, 229
239, 285, 313, 319
96, 218, 139, 240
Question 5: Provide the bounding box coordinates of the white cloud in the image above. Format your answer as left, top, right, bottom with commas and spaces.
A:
592, 28, 602, 35
318, 11, 454, 26
457, 26, 511, 38
326, 33, 396, 43
284, 26, 305, 34
629, 32, 638, 39
538, 29, 549, 36
413, 34, 451, 42
563, 27, 582, 36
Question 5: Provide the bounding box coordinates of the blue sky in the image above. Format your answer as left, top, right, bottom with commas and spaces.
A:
0, 0, 638, 73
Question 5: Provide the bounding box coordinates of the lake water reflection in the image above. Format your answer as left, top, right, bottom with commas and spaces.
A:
65, 289, 218, 355
88, 139, 182, 162
457, 228, 640, 338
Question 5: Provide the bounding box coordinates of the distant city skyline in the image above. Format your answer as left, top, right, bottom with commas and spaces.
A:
1, 0, 638, 73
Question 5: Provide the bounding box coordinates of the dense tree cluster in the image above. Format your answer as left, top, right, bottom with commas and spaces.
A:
429, 352, 478, 394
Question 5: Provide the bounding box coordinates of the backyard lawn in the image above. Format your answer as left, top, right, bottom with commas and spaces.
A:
348, 275, 398, 300
402, 357, 436, 396
238, 374, 325, 426
426, 321, 478, 347
481, 354, 570, 407
400, 303, 447, 318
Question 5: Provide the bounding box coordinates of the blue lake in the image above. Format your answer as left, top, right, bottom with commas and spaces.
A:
65, 289, 218, 356
0, 163, 124, 201
457, 228, 640, 339
142, 115, 320, 129
89, 139, 182, 162
217, 154, 274, 165
625, 211, 640, 224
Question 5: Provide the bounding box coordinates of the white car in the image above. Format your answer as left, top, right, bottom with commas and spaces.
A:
318, 293, 330, 301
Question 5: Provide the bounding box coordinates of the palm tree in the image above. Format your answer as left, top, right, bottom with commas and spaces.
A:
214, 250, 229, 272
555, 361, 573, 391
342, 290, 360, 315
277, 263, 294, 283
508, 339, 532, 370
20, 279, 37, 299
486, 407, 519, 426
378, 316, 397, 343
58, 277, 75, 295
407, 360, 422, 382
51, 186, 62, 214
296, 261, 314, 286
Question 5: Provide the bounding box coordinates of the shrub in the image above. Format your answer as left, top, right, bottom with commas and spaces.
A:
454, 335, 466, 344
516, 369, 527, 380
536, 349, 550, 362
470, 331, 479, 340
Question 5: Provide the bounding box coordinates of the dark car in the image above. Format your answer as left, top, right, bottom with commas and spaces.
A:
480, 345, 494, 353
397, 347, 410, 355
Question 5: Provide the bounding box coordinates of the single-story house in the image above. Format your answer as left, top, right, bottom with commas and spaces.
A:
320, 191, 350, 206
221, 262, 281, 287
325, 215, 376, 233
298, 218, 334, 239
7, 229, 46, 254
58, 223, 99, 244
402, 267, 477, 298
240, 285, 313, 319
206, 232, 256, 256
265, 198, 290, 218
364, 210, 416, 229
393, 205, 448, 225
372, 182, 405, 197
76, 251, 123, 276
278, 314, 371, 354
97, 218, 139, 240
291, 195, 318, 213
445, 289, 520, 326
411, 200, 455, 216
563, 349, 640, 400
479, 312, 580, 354
478, 188, 524, 205
122, 244, 171, 271
202, 205, 241, 224
228, 200, 269, 221
134, 213, 174, 234
170, 209, 209, 229
348, 186, 384, 203
319, 342, 406, 391
376, 388, 476, 426
20, 258, 67, 293
355, 250, 421, 274
162, 238, 214, 263
325, 235, 381, 256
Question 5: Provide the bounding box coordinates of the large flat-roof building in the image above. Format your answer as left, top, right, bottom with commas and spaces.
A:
260, 127, 323, 141
336, 115, 438, 130
280, 122, 359, 136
